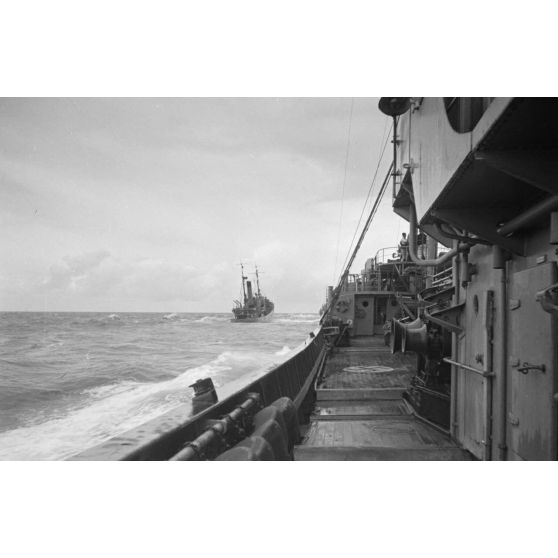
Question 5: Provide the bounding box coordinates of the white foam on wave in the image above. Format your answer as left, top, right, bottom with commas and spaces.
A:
275, 318, 319, 324
195, 315, 229, 323
162, 313, 178, 320
82, 380, 140, 398
107, 314, 120, 320
0, 348, 283, 460
274, 345, 292, 356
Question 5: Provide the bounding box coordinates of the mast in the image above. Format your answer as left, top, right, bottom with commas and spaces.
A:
240, 262, 247, 303
254, 265, 262, 297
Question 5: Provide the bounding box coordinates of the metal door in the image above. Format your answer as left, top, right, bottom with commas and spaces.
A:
508, 262, 557, 461
457, 289, 493, 460
354, 295, 374, 336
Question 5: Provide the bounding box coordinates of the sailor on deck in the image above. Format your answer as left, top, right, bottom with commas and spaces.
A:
398, 232, 409, 261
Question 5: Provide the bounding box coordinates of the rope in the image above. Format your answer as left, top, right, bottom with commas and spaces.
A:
332, 98, 354, 283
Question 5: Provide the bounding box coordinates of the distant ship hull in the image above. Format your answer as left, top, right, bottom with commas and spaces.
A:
230, 309, 274, 323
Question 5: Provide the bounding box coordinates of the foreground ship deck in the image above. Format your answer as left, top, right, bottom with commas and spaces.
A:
295, 337, 471, 460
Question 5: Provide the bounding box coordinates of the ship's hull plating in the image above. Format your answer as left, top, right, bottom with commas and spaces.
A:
230, 310, 274, 323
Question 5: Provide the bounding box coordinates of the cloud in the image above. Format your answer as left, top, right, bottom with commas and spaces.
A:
38, 251, 229, 309
41, 251, 111, 291
0, 98, 396, 312
120, 258, 201, 301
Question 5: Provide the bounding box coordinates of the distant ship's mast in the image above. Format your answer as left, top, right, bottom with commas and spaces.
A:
240, 262, 248, 303
255, 265, 262, 297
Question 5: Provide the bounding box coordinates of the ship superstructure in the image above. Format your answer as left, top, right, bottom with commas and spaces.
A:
382, 97, 558, 461
323, 245, 427, 336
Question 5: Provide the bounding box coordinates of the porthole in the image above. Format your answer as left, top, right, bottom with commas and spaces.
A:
362, 300, 369, 308
444, 98, 493, 133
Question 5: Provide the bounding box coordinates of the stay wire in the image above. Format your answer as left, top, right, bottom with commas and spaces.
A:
332, 98, 355, 283
338, 115, 392, 275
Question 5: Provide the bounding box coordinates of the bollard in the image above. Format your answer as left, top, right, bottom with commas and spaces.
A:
190, 378, 218, 415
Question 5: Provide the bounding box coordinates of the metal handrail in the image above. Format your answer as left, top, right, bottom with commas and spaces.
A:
443, 358, 494, 378
375, 246, 399, 265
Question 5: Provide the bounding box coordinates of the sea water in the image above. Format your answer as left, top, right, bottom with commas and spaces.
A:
0, 311, 319, 460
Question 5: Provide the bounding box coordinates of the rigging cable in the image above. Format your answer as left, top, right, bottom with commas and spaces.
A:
332, 98, 355, 283
338, 115, 393, 275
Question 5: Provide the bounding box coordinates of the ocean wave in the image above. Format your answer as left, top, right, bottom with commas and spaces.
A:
162, 313, 179, 321
82, 380, 140, 399
275, 318, 319, 324
0, 357, 37, 368
0, 310, 315, 460
108, 342, 142, 351
70, 315, 124, 328
0, 348, 283, 460
274, 345, 292, 356
194, 315, 230, 323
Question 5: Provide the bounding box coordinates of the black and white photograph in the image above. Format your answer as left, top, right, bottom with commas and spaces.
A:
3, 96, 556, 463
1, 3, 556, 557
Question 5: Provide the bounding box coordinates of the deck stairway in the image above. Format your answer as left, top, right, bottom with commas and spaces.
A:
294, 336, 471, 460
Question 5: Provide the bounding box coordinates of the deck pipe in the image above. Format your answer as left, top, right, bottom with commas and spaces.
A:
425, 235, 437, 289
497, 259, 509, 460
483, 289, 495, 462
170, 393, 262, 461
409, 206, 467, 267
550, 211, 558, 244
497, 195, 558, 237
450, 240, 459, 440
435, 223, 491, 246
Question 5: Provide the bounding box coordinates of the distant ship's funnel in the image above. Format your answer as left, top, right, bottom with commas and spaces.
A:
246, 280, 253, 299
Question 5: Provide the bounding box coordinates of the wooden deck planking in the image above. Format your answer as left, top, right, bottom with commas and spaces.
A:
321, 371, 413, 390
317, 388, 405, 401
323, 422, 335, 447
294, 447, 473, 460
303, 418, 455, 449
315, 400, 408, 416
294, 335, 469, 460
333, 421, 345, 446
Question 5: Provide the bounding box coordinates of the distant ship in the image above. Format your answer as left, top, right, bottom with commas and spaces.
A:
231, 264, 274, 322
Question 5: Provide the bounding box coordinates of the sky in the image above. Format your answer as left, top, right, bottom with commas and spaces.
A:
0, 98, 405, 313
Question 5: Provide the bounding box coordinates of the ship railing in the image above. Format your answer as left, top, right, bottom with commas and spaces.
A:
432, 267, 453, 288
362, 279, 379, 291
374, 246, 399, 266
340, 278, 380, 293
70, 327, 326, 461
